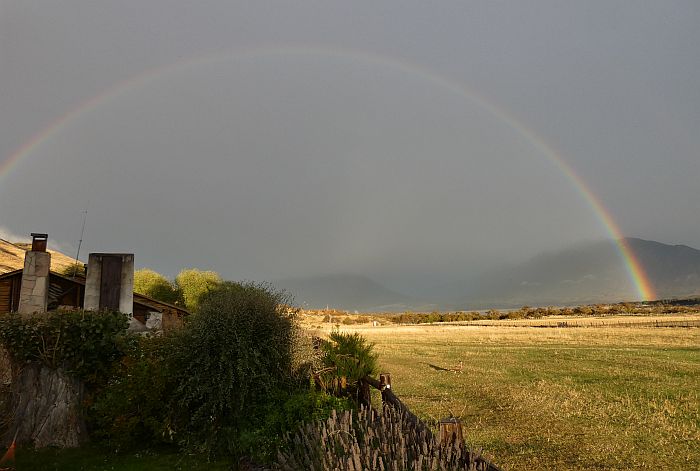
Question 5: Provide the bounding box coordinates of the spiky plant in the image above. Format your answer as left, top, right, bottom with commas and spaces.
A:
318, 331, 378, 399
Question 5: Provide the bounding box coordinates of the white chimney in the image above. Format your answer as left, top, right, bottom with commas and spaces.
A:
83, 253, 134, 314
18, 233, 50, 315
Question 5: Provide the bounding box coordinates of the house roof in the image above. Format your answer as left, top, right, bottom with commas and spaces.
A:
0, 238, 81, 274
0, 269, 24, 281
0, 268, 190, 316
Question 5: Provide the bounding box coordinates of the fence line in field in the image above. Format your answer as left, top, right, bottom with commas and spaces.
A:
445, 319, 700, 329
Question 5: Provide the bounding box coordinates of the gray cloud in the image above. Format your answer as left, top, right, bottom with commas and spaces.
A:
1, 1, 698, 295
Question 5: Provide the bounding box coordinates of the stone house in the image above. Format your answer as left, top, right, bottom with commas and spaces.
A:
0, 233, 188, 331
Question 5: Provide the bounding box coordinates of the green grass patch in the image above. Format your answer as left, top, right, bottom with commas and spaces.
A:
14, 445, 233, 471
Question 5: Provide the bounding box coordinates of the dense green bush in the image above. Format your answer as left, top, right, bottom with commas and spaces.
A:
0, 309, 130, 386
165, 281, 301, 456
86, 281, 343, 460
239, 388, 353, 461
86, 334, 173, 450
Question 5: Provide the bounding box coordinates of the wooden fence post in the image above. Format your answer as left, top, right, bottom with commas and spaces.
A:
438, 417, 463, 446
359, 380, 371, 410
364, 374, 433, 438
379, 373, 392, 403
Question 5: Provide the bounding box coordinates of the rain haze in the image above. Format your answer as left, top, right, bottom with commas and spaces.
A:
1, 1, 699, 308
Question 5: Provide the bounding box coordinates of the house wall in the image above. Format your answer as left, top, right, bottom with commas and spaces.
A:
161, 306, 184, 330
0, 278, 18, 313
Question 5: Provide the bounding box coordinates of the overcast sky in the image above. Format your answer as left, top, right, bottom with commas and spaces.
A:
1, 1, 698, 292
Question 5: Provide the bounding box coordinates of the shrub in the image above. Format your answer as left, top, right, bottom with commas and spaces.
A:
318, 331, 378, 401
86, 334, 173, 450
87, 324, 322, 458
165, 281, 299, 457
239, 388, 353, 462
0, 310, 130, 386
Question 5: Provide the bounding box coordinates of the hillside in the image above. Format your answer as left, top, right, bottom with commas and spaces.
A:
0, 238, 80, 274
274, 238, 700, 311
628, 238, 700, 298
456, 238, 700, 308
273, 274, 417, 312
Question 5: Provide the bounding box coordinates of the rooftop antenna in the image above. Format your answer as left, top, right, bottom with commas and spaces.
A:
72, 201, 89, 278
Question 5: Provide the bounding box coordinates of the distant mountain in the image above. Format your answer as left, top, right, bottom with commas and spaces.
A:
0, 238, 79, 274
274, 239, 700, 311
629, 238, 700, 299
455, 238, 700, 308
273, 274, 417, 312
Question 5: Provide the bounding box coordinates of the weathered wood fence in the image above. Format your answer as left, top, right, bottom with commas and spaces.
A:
276, 405, 502, 471
279, 370, 502, 470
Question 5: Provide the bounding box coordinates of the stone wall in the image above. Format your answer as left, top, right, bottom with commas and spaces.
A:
18, 251, 50, 315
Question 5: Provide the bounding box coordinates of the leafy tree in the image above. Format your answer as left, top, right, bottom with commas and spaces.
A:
58, 263, 86, 278
175, 268, 222, 312
133, 268, 181, 305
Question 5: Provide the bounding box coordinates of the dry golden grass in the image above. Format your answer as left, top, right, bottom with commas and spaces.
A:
0, 238, 80, 274
317, 322, 700, 470
301, 313, 700, 330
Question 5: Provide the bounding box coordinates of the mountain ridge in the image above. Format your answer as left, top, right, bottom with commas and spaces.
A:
454, 237, 700, 308
275, 238, 700, 310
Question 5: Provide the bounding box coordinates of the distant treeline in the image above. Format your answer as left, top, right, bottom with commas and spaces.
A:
304, 301, 700, 326
386, 303, 700, 325
650, 297, 700, 307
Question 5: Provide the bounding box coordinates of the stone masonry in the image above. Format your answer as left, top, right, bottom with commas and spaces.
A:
18, 250, 51, 315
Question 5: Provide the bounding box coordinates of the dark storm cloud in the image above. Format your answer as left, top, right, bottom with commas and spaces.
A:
1, 1, 698, 295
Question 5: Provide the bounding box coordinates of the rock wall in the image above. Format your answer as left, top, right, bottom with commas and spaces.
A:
18, 251, 50, 315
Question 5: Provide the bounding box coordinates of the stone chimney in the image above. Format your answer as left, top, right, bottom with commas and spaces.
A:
18, 233, 51, 315
83, 253, 134, 314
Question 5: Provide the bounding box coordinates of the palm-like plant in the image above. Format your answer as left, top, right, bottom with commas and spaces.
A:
317, 331, 378, 401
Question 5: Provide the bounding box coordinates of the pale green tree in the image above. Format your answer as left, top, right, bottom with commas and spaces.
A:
133, 268, 181, 305
175, 268, 222, 312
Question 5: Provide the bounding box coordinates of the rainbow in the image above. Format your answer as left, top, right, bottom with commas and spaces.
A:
0, 45, 656, 301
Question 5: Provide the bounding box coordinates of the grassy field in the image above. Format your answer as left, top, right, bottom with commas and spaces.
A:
328, 319, 700, 470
